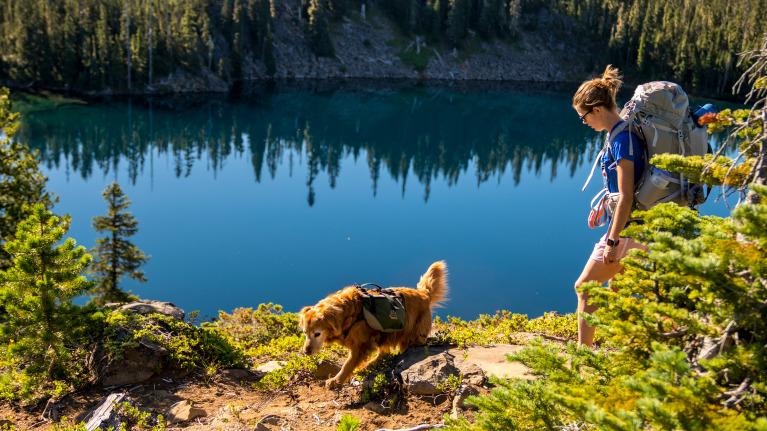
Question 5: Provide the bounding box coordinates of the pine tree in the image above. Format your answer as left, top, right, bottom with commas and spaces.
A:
0, 205, 94, 401
307, 0, 334, 57
89, 182, 149, 305
264, 23, 276, 76
0, 88, 53, 270
446, 0, 469, 45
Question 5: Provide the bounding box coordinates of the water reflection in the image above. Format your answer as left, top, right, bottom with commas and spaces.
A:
17, 83, 609, 205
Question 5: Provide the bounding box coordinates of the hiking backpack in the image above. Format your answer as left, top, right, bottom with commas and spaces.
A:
584, 81, 712, 227
355, 284, 406, 332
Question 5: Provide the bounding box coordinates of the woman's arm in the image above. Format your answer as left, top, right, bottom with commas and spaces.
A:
604, 158, 635, 263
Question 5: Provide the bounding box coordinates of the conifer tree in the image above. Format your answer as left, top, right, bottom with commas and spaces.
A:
264, 23, 277, 76
90, 182, 149, 305
307, 0, 334, 57
0, 88, 53, 270
446, 0, 469, 45
0, 205, 93, 401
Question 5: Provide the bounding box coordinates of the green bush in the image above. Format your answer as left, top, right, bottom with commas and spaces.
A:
104, 310, 248, 373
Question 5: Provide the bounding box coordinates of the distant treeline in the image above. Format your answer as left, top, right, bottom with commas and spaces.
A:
379, 0, 766, 96
0, 0, 274, 91
0, 0, 764, 96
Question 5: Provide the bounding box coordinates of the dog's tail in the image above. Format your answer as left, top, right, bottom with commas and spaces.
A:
417, 260, 448, 307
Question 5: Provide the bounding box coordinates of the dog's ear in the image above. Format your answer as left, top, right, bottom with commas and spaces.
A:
299, 306, 312, 329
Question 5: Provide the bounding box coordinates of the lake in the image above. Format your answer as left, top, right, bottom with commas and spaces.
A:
11, 82, 734, 321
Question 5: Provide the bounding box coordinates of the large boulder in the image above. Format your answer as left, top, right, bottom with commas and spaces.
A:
86, 334, 170, 386
397, 351, 484, 395
119, 299, 185, 321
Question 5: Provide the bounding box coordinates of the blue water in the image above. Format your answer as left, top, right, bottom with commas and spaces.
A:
11, 83, 735, 321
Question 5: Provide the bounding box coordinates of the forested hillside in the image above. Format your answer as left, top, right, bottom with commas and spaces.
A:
0, 0, 764, 97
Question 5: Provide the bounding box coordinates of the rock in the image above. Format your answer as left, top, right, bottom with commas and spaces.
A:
89, 338, 170, 386
167, 400, 207, 424
119, 300, 185, 321
451, 357, 485, 386
399, 352, 465, 394
84, 393, 132, 431
313, 360, 341, 379
395, 347, 485, 393
363, 401, 388, 414
256, 361, 285, 373
258, 414, 283, 425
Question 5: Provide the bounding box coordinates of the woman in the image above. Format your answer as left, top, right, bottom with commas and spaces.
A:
572, 65, 647, 347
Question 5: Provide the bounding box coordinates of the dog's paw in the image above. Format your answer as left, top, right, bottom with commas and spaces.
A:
325, 377, 343, 389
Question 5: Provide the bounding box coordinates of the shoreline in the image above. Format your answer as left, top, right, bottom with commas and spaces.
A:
5, 77, 742, 104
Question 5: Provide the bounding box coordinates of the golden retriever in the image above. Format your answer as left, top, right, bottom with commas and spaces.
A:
299, 261, 448, 388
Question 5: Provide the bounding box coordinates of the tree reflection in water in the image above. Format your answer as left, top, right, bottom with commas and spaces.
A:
16, 82, 608, 206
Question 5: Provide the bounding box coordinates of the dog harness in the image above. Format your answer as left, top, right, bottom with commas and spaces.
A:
353, 283, 407, 333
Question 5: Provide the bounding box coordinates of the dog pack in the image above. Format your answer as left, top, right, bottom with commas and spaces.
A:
584, 81, 714, 228
355, 284, 406, 332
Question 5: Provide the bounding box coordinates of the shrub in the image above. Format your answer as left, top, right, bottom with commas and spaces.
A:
0, 206, 97, 402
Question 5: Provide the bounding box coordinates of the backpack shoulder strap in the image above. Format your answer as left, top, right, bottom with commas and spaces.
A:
582, 120, 632, 192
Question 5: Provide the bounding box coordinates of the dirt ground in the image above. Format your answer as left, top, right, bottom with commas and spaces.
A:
0, 367, 485, 430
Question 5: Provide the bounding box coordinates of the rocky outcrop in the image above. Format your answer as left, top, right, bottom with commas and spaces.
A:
86, 301, 183, 386
118, 299, 185, 321
86, 336, 170, 386
398, 351, 485, 395
261, 3, 589, 83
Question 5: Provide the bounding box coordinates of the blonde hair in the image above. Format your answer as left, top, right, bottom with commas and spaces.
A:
573, 65, 623, 112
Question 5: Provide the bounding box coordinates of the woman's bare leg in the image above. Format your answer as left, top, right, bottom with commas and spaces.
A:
574, 258, 623, 347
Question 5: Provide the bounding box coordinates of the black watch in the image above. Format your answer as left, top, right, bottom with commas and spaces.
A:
606, 238, 620, 247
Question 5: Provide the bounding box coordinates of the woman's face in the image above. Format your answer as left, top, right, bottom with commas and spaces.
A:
574, 105, 605, 132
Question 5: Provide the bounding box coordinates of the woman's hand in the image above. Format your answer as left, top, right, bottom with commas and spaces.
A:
603, 244, 619, 264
